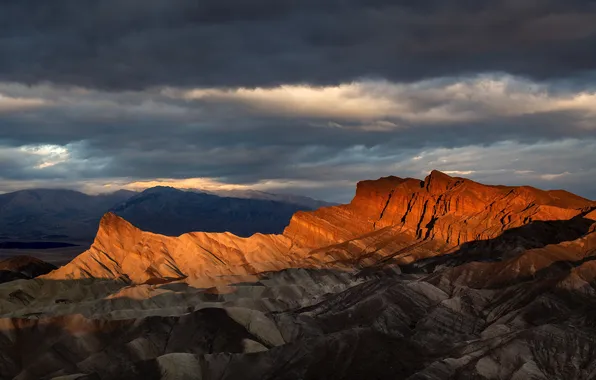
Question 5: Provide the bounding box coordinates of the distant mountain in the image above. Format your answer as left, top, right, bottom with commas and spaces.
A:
199, 189, 336, 209
110, 186, 330, 237
0, 189, 136, 241
0, 187, 331, 242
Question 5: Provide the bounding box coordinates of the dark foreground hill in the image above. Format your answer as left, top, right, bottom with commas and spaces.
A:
0, 255, 56, 284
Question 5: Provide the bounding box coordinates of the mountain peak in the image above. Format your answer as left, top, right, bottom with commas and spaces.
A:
95, 212, 141, 245
285, 170, 595, 248
141, 186, 183, 194
48, 171, 596, 286
428, 169, 452, 178
424, 170, 454, 193
100, 211, 133, 228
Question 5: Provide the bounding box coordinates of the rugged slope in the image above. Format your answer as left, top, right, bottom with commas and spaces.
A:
45, 171, 595, 288
1, 171, 596, 380
424, 212, 596, 289
284, 170, 593, 249
4, 251, 596, 379
46, 212, 309, 287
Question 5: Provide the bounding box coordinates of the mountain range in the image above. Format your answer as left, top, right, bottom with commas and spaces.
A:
1, 170, 595, 379
111, 186, 334, 237
0, 187, 332, 242
0, 189, 135, 242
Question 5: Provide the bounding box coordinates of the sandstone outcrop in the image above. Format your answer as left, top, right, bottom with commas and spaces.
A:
285, 170, 594, 248
46, 213, 308, 287
1, 171, 595, 379
44, 171, 595, 288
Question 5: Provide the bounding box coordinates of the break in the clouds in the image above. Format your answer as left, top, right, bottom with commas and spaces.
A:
0, 1, 595, 202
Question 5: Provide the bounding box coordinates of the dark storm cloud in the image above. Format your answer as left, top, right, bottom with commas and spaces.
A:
1, 0, 596, 89
1, 0, 596, 201
1, 78, 595, 202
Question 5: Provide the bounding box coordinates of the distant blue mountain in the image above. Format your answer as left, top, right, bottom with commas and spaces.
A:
0, 187, 332, 241
0, 188, 136, 241
110, 186, 333, 237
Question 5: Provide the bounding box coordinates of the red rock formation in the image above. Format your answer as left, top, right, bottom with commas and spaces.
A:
46, 171, 596, 285
46, 213, 308, 287
282, 176, 416, 248
284, 170, 595, 248
7, 172, 596, 380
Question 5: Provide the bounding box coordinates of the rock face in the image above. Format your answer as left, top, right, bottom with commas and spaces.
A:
1, 170, 596, 380
46, 213, 308, 287
285, 170, 593, 248
47, 171, 594, 288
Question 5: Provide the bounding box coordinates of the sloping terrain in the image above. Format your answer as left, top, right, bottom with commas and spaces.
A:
44, 171, 595, 286
0, 171, 595, 379
0, 187, 328, 267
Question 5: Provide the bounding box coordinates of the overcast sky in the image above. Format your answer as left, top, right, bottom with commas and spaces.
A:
1, 0, 596, 202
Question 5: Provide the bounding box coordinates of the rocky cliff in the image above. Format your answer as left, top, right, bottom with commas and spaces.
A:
284, 170, 594, 248
2, 171, 596, 380
44, 171, 595, 288
46, 213, 307, 287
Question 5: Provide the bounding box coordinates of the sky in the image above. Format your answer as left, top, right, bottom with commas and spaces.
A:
1, 0, 596, 203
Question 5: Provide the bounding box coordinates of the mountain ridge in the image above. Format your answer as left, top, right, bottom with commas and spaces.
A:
108, 186, 332, 237
0, 186, 331, 242
284, 170, 594, 248
0, 188, 137, 241
4, 171, 596, 379
44, 170, 596, 287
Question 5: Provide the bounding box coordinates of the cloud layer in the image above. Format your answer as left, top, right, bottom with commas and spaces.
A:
0, 2, 595, 201
0, 73, 595, 201
1, 1, 596, 89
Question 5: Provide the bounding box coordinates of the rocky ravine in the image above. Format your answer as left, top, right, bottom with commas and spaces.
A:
1, 171, 596, 380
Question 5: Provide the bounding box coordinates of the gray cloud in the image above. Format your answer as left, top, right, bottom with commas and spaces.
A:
1, 2, 596, 202
0, 77, 595, 202
1, 1, 596, 89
